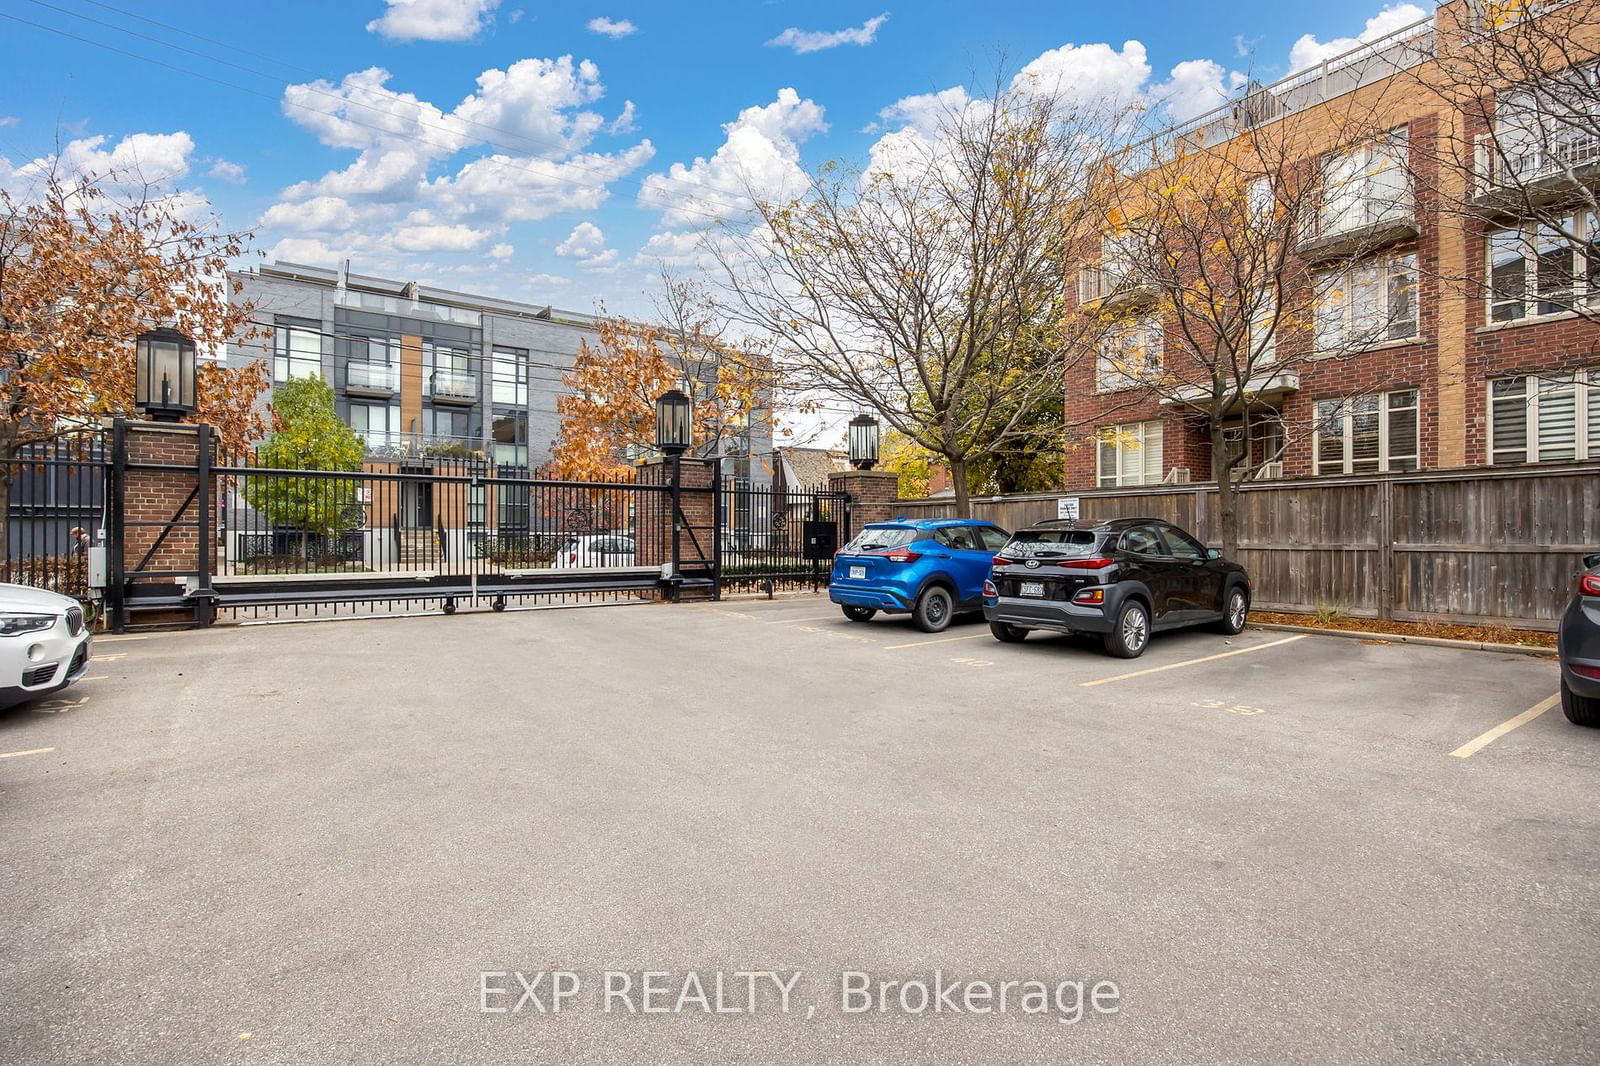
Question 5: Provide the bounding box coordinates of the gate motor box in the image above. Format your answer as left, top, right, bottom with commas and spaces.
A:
802, 521, 837, 560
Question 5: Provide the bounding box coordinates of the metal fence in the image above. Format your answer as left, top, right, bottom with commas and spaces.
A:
889, 463, 1600, 630
719, 480, 849, 592
0, 433, 107, 613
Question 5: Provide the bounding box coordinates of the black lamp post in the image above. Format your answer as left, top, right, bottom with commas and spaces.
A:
135, 327, 198, 422
655, 387, 693, 589
848, 412, 881, 470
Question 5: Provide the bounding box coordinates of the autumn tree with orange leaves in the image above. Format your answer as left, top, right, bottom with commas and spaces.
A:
0, 172, 272, 559
550, 272, 771, 481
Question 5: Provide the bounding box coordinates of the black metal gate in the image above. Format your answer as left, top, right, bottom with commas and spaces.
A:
717, 479, 850, 593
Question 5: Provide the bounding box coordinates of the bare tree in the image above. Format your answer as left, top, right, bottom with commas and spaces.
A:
1086, 91, 1411, 555
709, 72, 1132, 515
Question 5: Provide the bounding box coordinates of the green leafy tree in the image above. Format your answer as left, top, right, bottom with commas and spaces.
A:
244, 377, 364, 558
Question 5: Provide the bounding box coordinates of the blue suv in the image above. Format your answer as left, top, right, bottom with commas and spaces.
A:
829, 519, 1010, 632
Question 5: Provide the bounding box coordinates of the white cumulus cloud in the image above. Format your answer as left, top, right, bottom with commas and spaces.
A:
1012, 40, 1152, 108
367, 0, 501, 41
207, 159, 247, 184
766, 13, 887, 54
1288, 3, 1426, 73
1152, 59, 1238, 122
586, 16, 637, 38
639, 88, 826, 225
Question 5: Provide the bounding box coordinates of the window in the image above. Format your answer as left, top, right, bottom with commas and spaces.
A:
423, 406, 477, 443
1160, 524, 1207, 561
497, 483, 530, 530
1314, 251, 1418, 351
345, 335, 398, 390
273, 324, 322, 382
1319, 130, 1410, 237
936, 527, 981, 551
1120, 525, 1167, 556
1246, 289, 1277, 363
975, 526, 1010, 552
1097, 314, 1163, 391
491, 347, 528, 406
1487, 214, 1597, 322
1488, 372, 1600, 464
1492, 68, 1600, 185
1313, 389, 1419, 474
347, 401, 397, 450
425, 341, 477, 398
1097, 420, 1164, 487
492, 410, 529, 468
467, 482, 486, 528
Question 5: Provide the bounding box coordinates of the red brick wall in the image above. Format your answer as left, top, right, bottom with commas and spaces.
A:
123, 423, 218, 578
636, 457, 716, 573
828, 470, 900, 527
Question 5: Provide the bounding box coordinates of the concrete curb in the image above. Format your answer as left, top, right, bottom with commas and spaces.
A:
1252, 621, 1557, 658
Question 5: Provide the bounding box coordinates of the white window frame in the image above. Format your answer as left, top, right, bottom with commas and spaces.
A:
1314, 250, 1419, 353
273, 325, 322, 383
1487, 371, 1599, 464
1491, 65, 1600, 184
1486, 212, 1595, 322
1312, 389, 1420, 475
1318, 129, 1411, 238
491, 346, 529, 406
1096, 313, 1164, 392
1096, 420, 1165, 487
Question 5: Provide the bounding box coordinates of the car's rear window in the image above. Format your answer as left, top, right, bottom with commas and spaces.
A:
842, 527, 921, 552
1002, 529, 1102, 557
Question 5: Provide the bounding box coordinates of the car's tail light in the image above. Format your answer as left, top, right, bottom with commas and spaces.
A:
1573, 663, 1600, 680
982, 579, 998, 598
1581, 572, 1600, 597
992, 556, 1016, 567
883, 549, 921, 564
1062, 556, 1114, 570
1073, 587, 1105, 605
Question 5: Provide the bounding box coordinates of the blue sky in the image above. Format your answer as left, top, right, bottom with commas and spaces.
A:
0, 0, 1430, 321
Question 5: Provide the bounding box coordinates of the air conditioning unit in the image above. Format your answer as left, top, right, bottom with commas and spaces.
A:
1163, 467, 1191, 484
1253, 461, 1284, 481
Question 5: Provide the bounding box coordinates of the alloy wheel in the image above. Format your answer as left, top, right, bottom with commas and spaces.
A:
1122, 606, 1148, 652
1229, 591, 1247, 630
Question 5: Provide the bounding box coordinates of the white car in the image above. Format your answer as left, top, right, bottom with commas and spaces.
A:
0, 584, 91, 709
554, 534, 636, 569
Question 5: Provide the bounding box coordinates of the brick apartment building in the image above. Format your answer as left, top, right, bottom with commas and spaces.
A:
1062, 1, 1600, 491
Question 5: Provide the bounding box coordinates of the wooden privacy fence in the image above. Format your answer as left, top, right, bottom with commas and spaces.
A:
889, 464, 1600, 631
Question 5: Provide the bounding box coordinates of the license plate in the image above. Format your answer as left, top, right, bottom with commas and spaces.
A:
849, 566, 866, 580
1020, 580, 1045, 597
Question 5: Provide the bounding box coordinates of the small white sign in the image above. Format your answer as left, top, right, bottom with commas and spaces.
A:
1056, 496, 1080, 522
358, 487, 372, 503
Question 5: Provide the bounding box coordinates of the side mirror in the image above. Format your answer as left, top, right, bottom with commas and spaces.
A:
1585, 552, 1600, 569
1206, 548, 1222, 560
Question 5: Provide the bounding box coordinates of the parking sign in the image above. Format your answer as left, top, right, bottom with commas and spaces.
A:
1056, 496, 1080, 522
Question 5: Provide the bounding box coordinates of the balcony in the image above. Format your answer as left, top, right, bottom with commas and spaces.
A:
1160, 369, 1301, 413
345, 360, 398, 396
1472, 132, 1600, 214
1077, 264, 1158, 310
429, 370, 479, 404
359, 431, 484, 461
1297, 190, 1416, 264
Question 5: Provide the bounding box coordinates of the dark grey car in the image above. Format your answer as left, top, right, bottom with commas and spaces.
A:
1558, 552, 1600, 727
982, 518, 1252, 658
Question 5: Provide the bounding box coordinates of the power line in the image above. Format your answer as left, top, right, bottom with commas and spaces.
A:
6, 2, 765, 229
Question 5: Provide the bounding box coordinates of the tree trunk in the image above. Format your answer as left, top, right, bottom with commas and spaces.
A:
1210, 423, 1238, 558
949, 458, 971, 518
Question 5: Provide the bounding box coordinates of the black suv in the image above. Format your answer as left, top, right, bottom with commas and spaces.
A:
982, 517, 1251, 658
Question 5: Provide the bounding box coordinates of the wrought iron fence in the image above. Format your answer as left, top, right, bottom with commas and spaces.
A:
719, 479, 849, 592
0, 433, 107, 609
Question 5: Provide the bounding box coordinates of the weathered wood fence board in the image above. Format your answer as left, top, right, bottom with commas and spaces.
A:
889, 464, 1600, 631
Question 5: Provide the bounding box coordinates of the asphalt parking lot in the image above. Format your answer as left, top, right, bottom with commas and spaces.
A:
2, 596, 1597, 1064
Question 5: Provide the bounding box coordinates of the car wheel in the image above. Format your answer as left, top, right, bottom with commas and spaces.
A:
842, 605, 877, 623
913, 586, 954, 633
989, 621, 1029, 643
1102, 600, 1150, 659
1214, 586, 1249, 635
1562, 678, 1600, 727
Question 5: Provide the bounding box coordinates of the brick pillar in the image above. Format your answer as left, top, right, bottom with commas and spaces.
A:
636, 456, 717, 583
114, 421, 219, 627
828, 469, 901, 529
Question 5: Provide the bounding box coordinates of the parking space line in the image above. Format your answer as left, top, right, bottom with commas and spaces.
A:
1078, 634, 1309, 687
766, 615, 843, 625
883, 632, 994, 651
0, 747, 55, 759
1449, 693, 1561, 759
93, 635, 148, 643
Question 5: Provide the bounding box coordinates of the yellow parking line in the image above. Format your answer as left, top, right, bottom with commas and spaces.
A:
1078, 634, 1309, 687
883, 632, 994, 651
1449, 693, 1560, 758
767, 615, 843, 625
0, 747, 55, 759
92, 635, 148, 643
